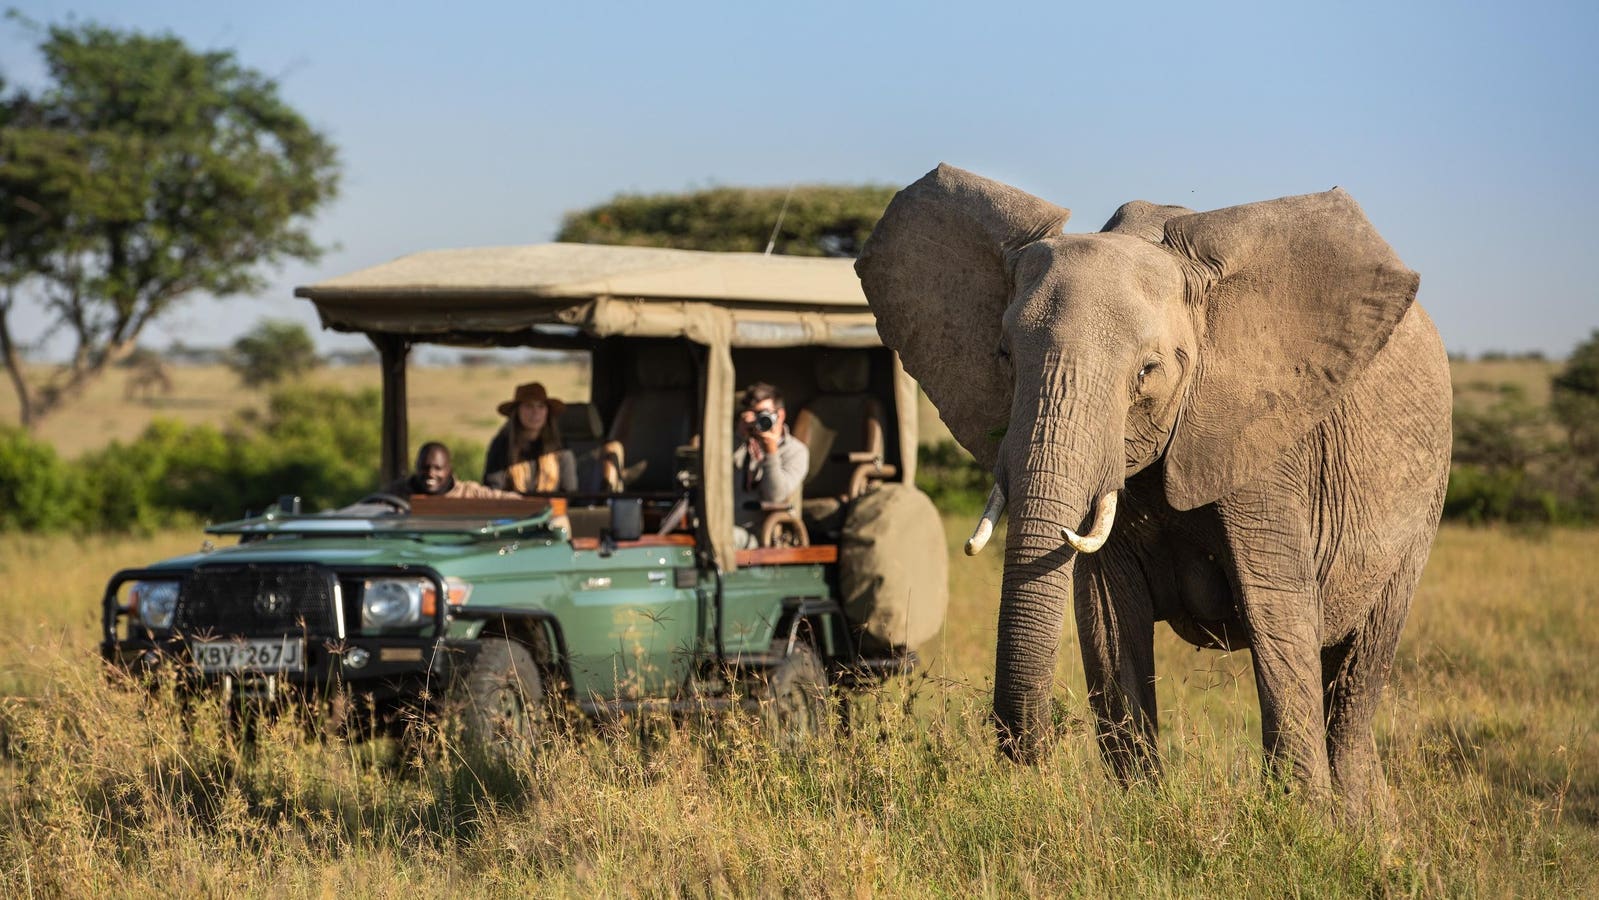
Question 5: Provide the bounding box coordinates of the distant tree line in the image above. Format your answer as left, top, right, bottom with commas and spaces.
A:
3, 336, 1596, 532
1445, 330, 1599, 524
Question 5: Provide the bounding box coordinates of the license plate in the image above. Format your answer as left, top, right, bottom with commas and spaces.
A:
189, 637, 305, 673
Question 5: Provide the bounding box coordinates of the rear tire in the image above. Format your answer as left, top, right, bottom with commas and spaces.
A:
758, 647, 830, 750
453, 638, 546, 759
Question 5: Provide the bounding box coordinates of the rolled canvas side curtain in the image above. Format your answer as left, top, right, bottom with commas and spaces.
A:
699, 342, 735, 570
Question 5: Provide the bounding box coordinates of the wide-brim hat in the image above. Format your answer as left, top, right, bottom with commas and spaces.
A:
497, 381, 567, 418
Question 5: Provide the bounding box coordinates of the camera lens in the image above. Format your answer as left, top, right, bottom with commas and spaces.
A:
755, 410, 776, 432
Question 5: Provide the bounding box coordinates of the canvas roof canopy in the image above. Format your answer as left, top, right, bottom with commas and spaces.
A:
295, 243, 917, 570
296, 243, 883, 345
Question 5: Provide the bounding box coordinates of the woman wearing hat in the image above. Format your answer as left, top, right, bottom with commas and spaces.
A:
483, 382, 578, 493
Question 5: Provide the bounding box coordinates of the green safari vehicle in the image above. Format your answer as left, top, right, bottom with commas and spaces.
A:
101, 243, 949, 744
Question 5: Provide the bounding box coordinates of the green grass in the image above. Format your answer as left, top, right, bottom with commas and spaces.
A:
1, 522, 1596, 895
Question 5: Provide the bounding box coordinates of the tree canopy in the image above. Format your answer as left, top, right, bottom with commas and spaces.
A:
556, 184, 896, 257
230, 319, 320, 388
0, 17, 339, 426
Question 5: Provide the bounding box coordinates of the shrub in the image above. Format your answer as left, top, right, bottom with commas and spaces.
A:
1551, 329, 1599, 458
231, 387, 383, 513
0, 387, 385, 533
0, 429, 85, 530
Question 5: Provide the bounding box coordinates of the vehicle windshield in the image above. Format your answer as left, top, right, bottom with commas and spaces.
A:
205, 504, 559, 540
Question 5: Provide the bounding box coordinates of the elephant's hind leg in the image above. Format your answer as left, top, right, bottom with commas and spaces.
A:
1322, 556, 1421, 820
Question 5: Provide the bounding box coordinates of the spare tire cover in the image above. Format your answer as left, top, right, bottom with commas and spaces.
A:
840, 483, 948, 652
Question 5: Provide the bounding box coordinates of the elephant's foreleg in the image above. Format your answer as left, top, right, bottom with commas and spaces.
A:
1322, 554, 1421, 820
1239, 582, 1333, 796
1074, 551, 1159, 782
1217, 483, 1334, 796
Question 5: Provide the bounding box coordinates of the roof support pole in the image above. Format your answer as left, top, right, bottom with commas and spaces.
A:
372, 333, 410, 483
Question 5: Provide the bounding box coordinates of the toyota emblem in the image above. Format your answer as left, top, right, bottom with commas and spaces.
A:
255, 591, 289, 617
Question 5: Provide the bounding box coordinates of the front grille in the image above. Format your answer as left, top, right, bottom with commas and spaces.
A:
174, 564, 339, 636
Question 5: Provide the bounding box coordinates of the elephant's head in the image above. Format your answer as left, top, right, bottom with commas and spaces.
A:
856, 164, 1418, 760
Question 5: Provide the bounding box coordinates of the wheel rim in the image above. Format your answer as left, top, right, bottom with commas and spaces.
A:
487, 680, 532, 741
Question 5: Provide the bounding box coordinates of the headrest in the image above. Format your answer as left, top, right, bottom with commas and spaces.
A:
814, 351, 871, 394
634, 344, 696, 390
558, 402, 603, 440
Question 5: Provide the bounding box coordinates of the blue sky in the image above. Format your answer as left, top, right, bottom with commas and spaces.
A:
4, 0, 1596, 358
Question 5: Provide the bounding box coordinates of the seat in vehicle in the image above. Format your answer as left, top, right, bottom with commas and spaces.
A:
557, 402, 609, 493
604, 344, 698, 492
791, 351, 892, 503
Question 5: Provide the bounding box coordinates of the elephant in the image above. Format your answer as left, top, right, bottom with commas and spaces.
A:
856, 164, 1451, 816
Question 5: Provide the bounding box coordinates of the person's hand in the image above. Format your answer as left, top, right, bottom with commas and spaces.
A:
506, 460, 534, 493
757, 428, 780, 456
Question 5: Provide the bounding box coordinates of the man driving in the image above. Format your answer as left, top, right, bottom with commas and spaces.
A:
385, 442, 520, 499
732, 382, 809, 549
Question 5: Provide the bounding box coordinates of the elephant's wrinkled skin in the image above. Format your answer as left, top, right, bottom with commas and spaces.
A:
857, 164, 1451, 815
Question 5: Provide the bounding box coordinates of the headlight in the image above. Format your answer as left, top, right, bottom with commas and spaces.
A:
361, 577, 471, 629
362, 579, 422, 629
132, 581, 180, 630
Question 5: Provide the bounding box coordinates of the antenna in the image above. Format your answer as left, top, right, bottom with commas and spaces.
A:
763, 184, 796, 256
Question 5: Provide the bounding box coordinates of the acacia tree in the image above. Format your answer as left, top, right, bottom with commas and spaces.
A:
557, 185, 896, 257
230, 319, 320, 387
0, 18, 339, 427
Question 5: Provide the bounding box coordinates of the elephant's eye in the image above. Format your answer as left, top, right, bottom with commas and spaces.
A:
1138, 361, 1160, 381
997, 343, 1010, 362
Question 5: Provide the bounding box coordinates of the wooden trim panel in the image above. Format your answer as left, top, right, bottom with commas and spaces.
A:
571, 534, 697, 551
735, 545, 839, 566
408, 495, 552, 518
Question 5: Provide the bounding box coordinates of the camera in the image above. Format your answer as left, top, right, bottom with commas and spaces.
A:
754, 410, 777, 433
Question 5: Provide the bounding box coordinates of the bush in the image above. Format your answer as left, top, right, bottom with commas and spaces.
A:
0, 387, 384, 533
1552, 329, 1599, 458
230, 387, 383, 513
0, 429, 86, 530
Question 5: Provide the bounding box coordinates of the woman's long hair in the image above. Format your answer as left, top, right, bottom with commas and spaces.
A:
507, 410, 564, 492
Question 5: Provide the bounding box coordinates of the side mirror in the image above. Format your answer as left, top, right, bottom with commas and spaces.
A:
610, 497, 643, 542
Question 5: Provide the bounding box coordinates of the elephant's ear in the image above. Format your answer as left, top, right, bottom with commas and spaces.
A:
1162, 188, 1419, 510
856, 163, 1069, 469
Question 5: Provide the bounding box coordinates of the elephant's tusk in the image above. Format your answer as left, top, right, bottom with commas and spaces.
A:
1062, 491, 1118, 553
964, 483, 1007, 556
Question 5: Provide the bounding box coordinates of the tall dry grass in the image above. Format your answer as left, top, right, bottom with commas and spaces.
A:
1, 521, 1595, 895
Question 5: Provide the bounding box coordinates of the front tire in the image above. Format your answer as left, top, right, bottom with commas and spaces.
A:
453, 638, 546, 759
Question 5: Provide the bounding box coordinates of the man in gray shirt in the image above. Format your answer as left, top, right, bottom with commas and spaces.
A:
732, 382, 810, 549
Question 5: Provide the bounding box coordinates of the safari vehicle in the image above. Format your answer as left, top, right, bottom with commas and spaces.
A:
100, 244, 948, 743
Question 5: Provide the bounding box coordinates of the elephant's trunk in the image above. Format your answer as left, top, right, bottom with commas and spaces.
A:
993, 471, 1094, 763
992, 357, 1121, 763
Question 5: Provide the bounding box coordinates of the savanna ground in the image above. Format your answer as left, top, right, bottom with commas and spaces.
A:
0, 358, 1594, 895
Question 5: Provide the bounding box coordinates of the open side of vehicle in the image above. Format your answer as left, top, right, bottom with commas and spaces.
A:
101, 243, 949, 743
